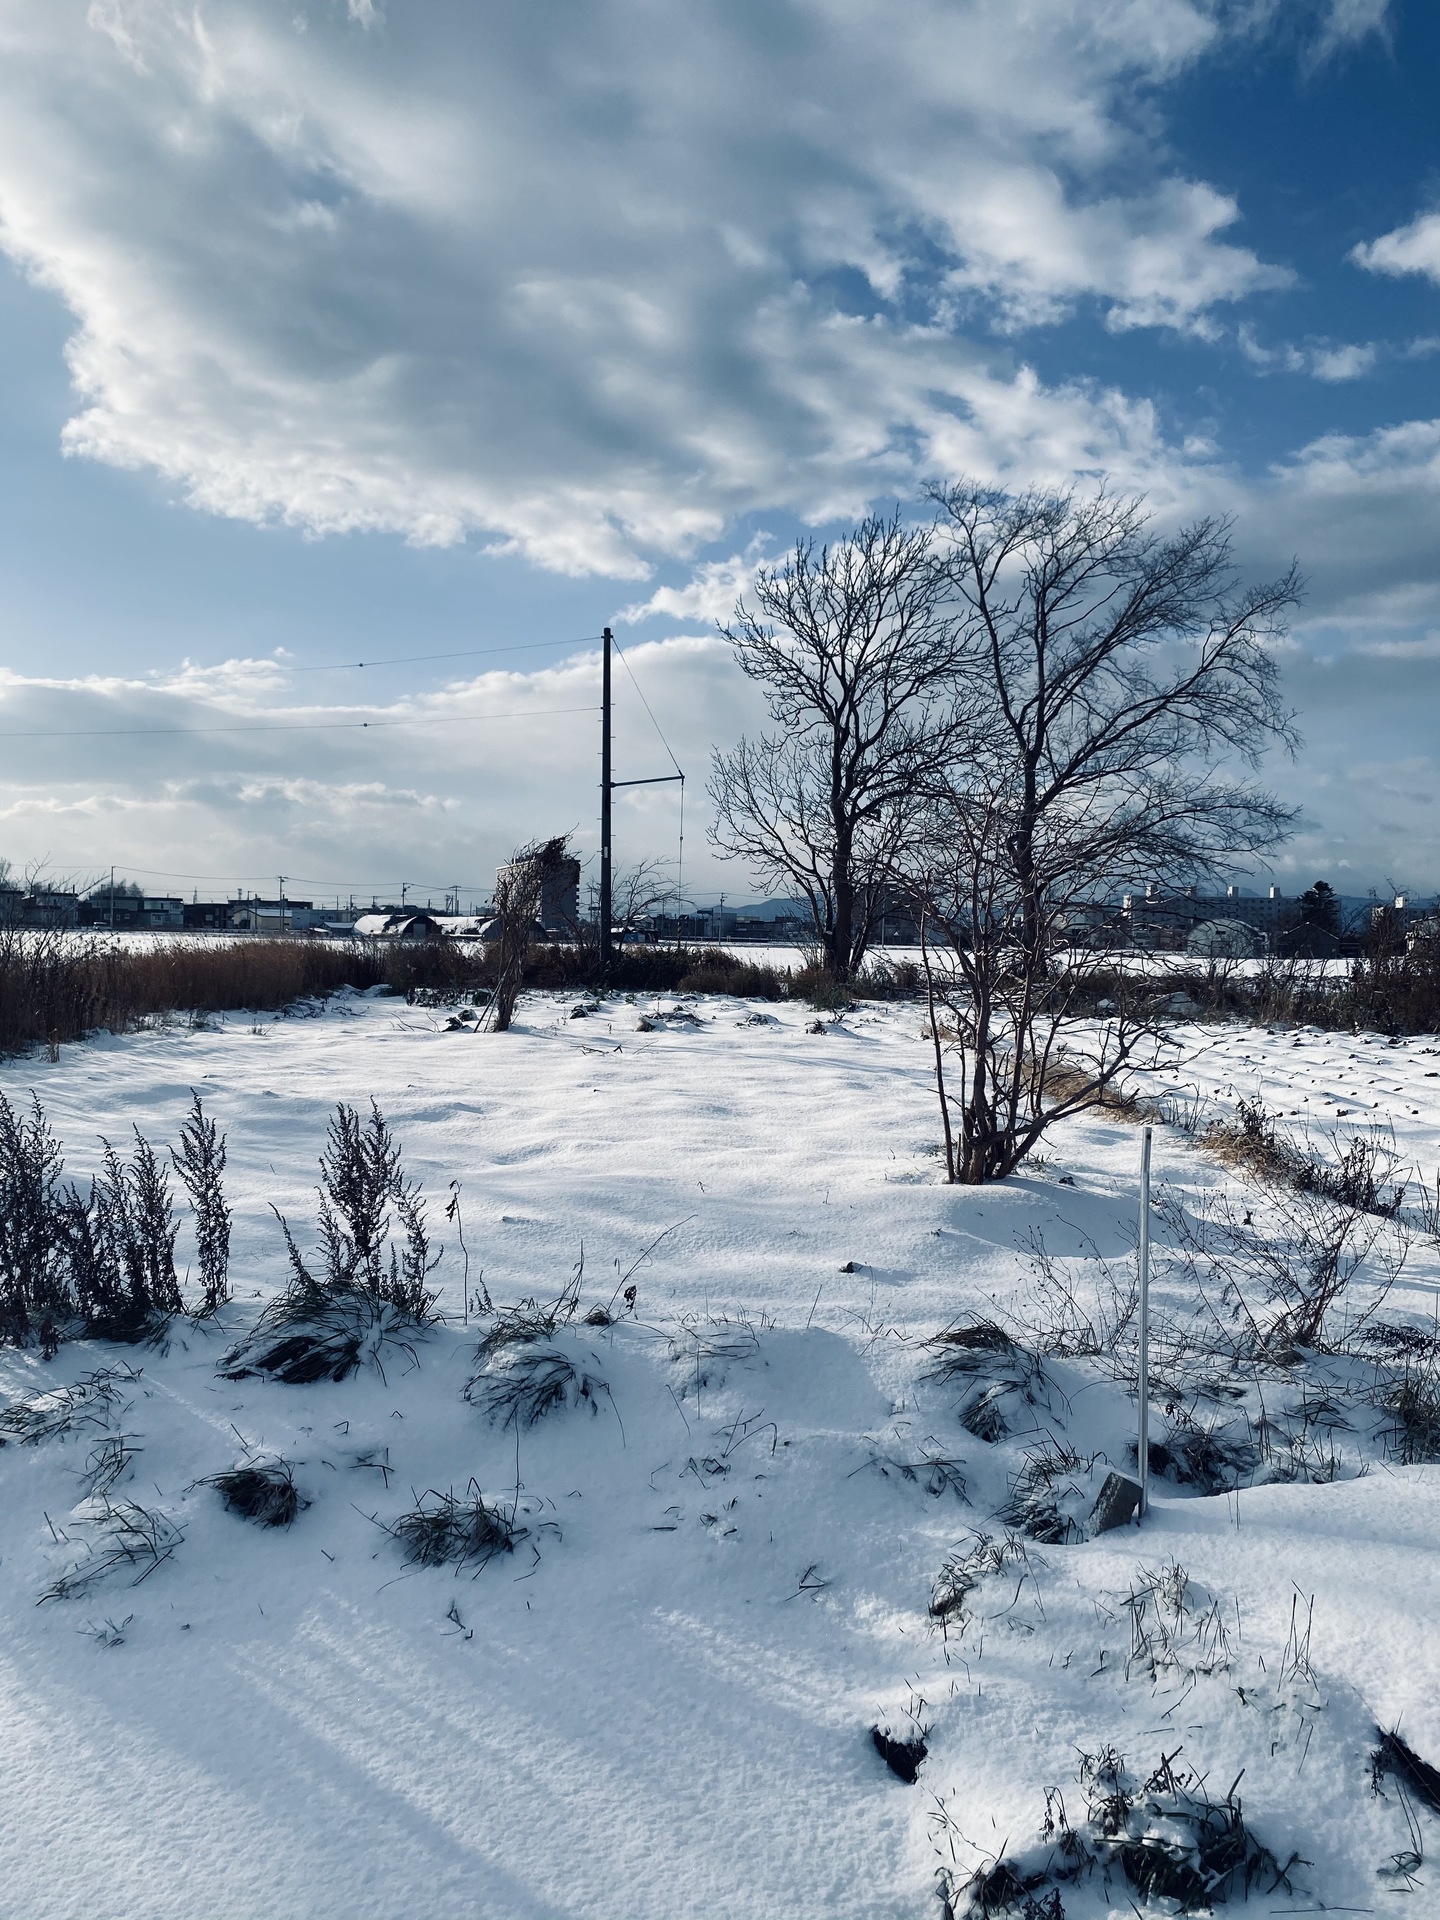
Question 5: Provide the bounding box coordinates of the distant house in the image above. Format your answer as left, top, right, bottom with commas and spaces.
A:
1185, 918, 1265, 959
353, 910, 445, 942
227, 897, 327, 933
182, 901, 231, 930
3, 888, 82, 929
82, 891, 183, 930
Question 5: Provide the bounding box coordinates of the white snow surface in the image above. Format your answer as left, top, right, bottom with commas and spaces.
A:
0, 988, 1437, 1919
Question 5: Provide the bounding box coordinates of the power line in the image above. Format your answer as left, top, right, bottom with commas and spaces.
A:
0, 703, 598, 741
609, 632, 685, 779
286, 635, 604, 673
110, 862, 493, 893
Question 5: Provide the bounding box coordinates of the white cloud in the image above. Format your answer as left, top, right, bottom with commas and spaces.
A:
1310, 342, 1377, 382
1238, 327, 1376, 381
1352, 211, 1440, 284
0, 0, 1293, 575
0, 637, 756, 897
619, 547, 770, 627
1310, 0, 1391, 63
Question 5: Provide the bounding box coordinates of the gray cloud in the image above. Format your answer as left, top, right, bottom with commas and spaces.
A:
0, 0, 1298, 574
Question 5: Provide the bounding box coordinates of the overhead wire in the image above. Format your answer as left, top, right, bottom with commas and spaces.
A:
609, 630, 687, 915
0, 704, 598, 741
609, 632, 685, 778
110, 862, 491, 894
285, 634, 604, 672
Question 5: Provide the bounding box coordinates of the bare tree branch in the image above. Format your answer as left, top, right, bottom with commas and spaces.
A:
708, 512, 961, 978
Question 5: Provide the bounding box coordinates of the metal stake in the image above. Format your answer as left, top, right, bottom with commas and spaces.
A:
1137, 1123, 1152, 1520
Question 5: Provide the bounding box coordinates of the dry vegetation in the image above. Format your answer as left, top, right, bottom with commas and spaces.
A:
0, 927, 927, 1063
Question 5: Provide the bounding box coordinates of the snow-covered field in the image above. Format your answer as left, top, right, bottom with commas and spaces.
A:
1, 988, 1438, 1918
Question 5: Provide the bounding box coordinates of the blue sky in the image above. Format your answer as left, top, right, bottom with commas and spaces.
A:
0, 0, 1437, 904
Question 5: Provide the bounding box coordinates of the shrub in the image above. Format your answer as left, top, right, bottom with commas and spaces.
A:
0, 926, 389, 1059
388, 1483, 523, 1569
40, 1499, 184, 1603
0, 1093, 203, 1348
223, 1101, 442, 1384
205, 1459, 307, 1526
279, 1101, 442, 1320
171, 1093, 232, 1315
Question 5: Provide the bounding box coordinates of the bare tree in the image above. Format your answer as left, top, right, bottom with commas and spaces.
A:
930, 482, 1302, 977
487, 835, 570, 1031
913, 772, 1165, 1183
908, 481, 1302, 1183
573, 858, 673, 956
708, 513, 960, 979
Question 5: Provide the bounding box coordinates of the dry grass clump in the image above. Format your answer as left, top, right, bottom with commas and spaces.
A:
389, 1482, 523, 1569
997, 1440, 1097, 1544
1151, 1403, 1259, 1495
40, 1499, 184, 1602
1370, 1345, 1440, 1464
223, 1100, 442, 1385
464, 1261, 611, 1426
205, 1458, 307, 1527
1121, 1561, 1233, 1683
939, 1747, 1297, 1917
0, 1366, 136, 1444
924, 1322, 1052, 1443
669, 1311, 763, 1398
1372, 1728, 1440, 1815
466, 1341, 608, 1428
929, 1531, 1032, 1628
1206, 1099, 1408, 1222
221, 1279, 412, 1385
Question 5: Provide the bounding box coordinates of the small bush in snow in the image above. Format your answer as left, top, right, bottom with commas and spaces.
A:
171, 1092, 231, 1315
293, 1101, 442, 1321
465, 1340, 609, 1429
0, 1366, 137, 1445
938, 1747, 1298, 1917
40, 1499, 184, 1603
389, 1483, 523, 1569
0, 1090, 230, 1349
205, 1458, 307, 1527
228, 1101, 443, 1384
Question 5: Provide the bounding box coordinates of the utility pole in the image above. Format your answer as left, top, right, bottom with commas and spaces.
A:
600, 625, 613, 979
278, 876, 287, 936
109, 865, 115, 932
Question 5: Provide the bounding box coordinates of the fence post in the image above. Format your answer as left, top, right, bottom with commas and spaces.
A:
1137, 1123, 1152, 1520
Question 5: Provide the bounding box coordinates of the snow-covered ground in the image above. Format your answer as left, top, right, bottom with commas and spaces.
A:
1, 989, 1437, 1918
